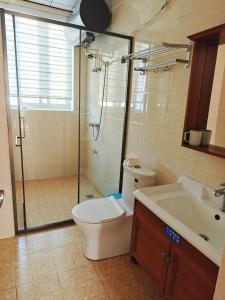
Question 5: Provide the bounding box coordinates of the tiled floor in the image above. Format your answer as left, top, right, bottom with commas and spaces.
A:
15, 176, 102, 229
0, 225, 164, 300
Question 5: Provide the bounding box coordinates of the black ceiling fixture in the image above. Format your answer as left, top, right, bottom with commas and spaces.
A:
80, 0, 111, 32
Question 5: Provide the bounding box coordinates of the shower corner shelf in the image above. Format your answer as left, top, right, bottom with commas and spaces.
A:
122, 41, 192, 74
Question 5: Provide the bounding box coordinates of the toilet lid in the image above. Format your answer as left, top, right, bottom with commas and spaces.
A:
72, 197, 126, 224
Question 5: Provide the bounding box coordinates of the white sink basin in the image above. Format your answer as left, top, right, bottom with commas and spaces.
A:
134, 176, 225, 266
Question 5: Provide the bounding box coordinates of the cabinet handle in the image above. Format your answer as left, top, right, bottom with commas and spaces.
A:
162, 251, 172, 263
162, 251, 169, 258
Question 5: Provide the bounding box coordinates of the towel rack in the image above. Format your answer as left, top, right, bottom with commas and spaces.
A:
123, 42, 191, 61
121, 42, 192, 73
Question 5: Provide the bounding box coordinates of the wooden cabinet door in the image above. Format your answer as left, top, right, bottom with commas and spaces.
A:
131, 200, 171, 290
165, 237, 219, 300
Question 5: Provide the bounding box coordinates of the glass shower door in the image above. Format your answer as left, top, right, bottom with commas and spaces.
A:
79, 31, 130, 202
5, 14, 27, 230
5, 14, 81, 229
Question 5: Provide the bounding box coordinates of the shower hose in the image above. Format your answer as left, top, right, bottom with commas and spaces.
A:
92, 63, 108, 141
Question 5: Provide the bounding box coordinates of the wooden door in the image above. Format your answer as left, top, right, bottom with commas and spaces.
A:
165, 237, 219, 300
131, 200, 171, 290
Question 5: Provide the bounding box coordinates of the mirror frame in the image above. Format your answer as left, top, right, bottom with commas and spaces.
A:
182, 23, 225, 159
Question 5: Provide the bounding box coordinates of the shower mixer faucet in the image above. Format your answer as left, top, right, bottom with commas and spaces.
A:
92, 149, 98, 155
92, 67, 102, 72
89, 122, 100, 128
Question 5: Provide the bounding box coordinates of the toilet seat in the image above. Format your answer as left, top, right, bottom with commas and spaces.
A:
72, 197, 126, 224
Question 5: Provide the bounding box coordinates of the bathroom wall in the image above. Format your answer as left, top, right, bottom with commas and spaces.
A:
110, 0, 225, 299
111, 0, 225, 188
10, 109, 78, 181
0, 14, 15, 238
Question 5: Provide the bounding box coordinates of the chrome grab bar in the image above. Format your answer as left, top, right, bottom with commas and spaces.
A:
0, 190, 4, 208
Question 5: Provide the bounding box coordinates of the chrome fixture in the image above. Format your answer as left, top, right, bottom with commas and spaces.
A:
134, 58, 189, 74
122, 42, 192, 62
214, 183, 225, 212
89, 122, 100, 128
0, 190, 4, 208
121, 42, 192, 74
92, 53, 103, 72
92, 149, 98, 155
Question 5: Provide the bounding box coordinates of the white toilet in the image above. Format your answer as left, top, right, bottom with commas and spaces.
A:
72, 163, 156, 260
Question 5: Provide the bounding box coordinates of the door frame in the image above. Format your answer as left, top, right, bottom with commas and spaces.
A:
0, 8, 133, 233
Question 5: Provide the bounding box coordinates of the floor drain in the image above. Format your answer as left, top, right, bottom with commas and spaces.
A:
199, 233, 209, 241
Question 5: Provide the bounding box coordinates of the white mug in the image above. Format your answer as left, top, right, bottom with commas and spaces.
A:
184, 130, 203, 146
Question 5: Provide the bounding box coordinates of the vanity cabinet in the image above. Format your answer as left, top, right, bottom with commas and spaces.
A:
131, 199, 171, 290
131, 200, 219, 300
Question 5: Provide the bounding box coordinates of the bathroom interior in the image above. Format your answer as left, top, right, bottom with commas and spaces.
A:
0, 0, 225, 300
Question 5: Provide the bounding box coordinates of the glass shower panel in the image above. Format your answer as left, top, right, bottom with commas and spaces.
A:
5, 14, 26, 230
79, 31, 130, 202
5, 14, 80, 229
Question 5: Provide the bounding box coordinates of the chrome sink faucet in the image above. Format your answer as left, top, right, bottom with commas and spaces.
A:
214, 183, 225, 212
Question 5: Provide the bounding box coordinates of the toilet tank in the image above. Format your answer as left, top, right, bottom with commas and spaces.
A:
122, 163, 156, 211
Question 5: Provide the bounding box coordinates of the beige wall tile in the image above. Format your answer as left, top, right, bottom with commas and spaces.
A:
125, 1, 225, 190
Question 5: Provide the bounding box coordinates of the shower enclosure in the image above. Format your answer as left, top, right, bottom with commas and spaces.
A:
1, 9, 132, 231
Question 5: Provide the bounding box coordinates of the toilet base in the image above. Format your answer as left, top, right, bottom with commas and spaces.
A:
75, 215, 133, 260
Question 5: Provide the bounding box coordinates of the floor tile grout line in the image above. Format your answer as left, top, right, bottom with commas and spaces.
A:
92, 261, 112, 299
55, 268, 65, 300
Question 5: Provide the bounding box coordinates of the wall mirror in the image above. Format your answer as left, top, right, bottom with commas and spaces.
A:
207, 44, 225, 148
182, 23, 225, 158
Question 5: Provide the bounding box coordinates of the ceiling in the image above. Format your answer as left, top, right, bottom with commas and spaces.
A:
23, 0, 80, 12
